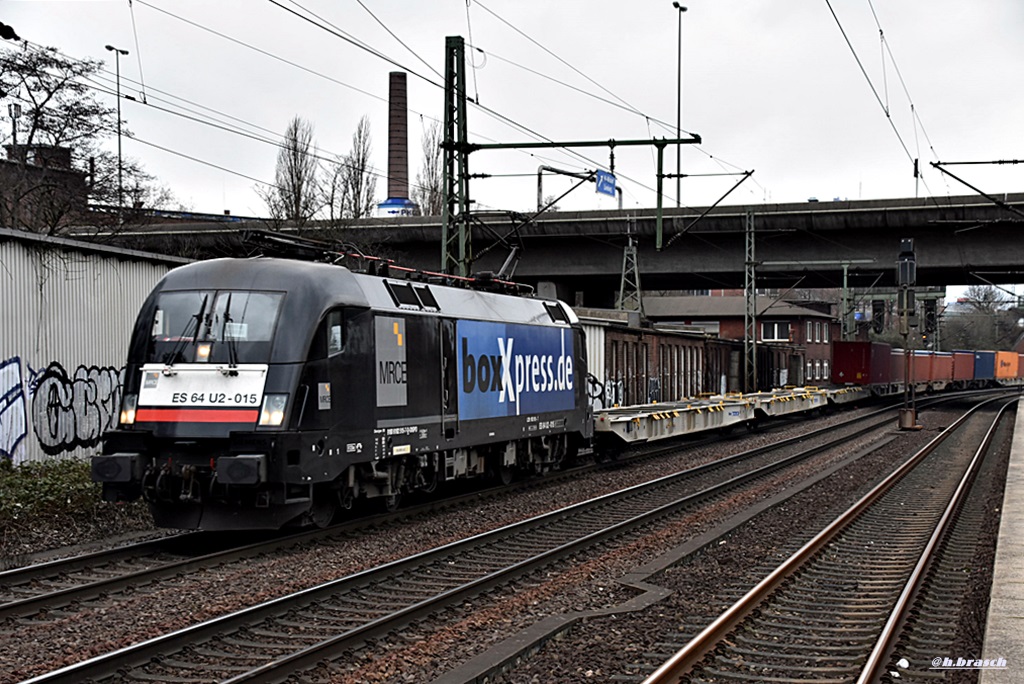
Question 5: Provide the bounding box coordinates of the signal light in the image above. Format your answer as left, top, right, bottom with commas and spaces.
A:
923, 299, 937, 334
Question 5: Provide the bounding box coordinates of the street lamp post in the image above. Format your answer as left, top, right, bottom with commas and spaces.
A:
105, 44, 128, 221
672, 2, 687, 208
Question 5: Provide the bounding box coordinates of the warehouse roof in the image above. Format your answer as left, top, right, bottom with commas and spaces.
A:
0, 226, 191, 266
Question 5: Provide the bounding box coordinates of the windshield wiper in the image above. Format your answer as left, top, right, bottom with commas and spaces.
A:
164, 294, 208, 366
220, 293, 240, 369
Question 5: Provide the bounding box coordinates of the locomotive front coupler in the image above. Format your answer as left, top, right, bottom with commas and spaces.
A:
178, 464, 201, 502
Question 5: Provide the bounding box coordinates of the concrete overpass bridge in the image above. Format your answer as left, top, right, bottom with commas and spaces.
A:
331, 192, 1024, 306
101, 192, 1024, 307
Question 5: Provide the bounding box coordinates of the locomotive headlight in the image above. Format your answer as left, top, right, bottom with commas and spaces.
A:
258, 394, 288, 427
196, 342, 212, 362
120, 394, 138, 425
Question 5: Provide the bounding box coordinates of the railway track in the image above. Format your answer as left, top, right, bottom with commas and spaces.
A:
21, 399, 915, 683
642, 395, 1016, 684
0, 398, 883, 625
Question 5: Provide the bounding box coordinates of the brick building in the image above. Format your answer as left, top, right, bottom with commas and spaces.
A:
0, 145, 88, 231
643, 295, 838, 385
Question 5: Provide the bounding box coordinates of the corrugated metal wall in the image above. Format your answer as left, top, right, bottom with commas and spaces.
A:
1, 234, 179, 464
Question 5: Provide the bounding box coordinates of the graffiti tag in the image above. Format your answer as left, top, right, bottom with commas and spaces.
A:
0, 356, 28, 461
30, 362, 124, 456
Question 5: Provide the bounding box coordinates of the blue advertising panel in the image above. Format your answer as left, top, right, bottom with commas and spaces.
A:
457, 320, 576, 419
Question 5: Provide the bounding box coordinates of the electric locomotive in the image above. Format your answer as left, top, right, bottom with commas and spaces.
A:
92, 257, 592, 530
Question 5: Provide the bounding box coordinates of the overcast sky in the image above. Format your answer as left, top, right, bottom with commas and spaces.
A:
4, 0, 1024, 220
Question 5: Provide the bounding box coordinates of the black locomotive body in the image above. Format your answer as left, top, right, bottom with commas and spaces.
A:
93, 258, 592, 530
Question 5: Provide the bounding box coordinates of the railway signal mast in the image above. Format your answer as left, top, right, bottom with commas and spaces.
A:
897, 239, 920, 430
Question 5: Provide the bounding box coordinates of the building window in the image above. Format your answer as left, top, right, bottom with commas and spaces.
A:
762, 321, 790, 342
814, 321, 821, 343
823, 323, 830, 344
823, 359, 830, 380
806, 361, 813, 382
806, 321, 813, 344
814, 359, 821, 380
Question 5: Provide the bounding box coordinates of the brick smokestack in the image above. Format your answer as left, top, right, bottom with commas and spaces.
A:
387, 72, 408, 200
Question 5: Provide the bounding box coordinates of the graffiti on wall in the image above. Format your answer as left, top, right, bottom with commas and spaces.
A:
28, 362, 124, 457
1, 356, 28, 461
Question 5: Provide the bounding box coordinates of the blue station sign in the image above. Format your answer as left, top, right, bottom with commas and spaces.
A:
595, 170, 616, 198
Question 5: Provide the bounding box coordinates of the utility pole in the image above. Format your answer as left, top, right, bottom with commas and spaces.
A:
616, 217, 644, 316
743, 210, 757, 392
440, 34, 700, 277
105, 44, 128, 223
673, 2, 687, 208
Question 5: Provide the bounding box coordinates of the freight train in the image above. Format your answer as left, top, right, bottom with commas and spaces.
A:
831, 341, 1024, 394
92, 256, 592, 530
92, 245, 1020, 531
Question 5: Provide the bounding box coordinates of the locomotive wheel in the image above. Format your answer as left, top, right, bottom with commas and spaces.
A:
309, 486, 337, 528
498, 465, 514, 486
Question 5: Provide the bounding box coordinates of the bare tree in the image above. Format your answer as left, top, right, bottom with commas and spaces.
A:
0, 46, 111, 151
411, 119, 443, 216
0, 45, 173, 233
940, 284, 1022, 350
962, 284, 1010, 314
259, 116, 321, 226
326, 116, 377, 221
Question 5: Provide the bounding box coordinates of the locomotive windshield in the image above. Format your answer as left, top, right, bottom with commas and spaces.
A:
149, 290, 284, 364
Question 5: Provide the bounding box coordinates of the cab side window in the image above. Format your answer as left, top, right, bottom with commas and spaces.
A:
327, 310, 344, 356
307, 309, 346, 361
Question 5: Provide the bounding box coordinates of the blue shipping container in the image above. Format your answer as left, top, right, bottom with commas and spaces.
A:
974, 351, 996, 381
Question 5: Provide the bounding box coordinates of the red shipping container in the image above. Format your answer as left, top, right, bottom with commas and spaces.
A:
890, 348, 906, 385
952, 352, 974, 382
832, 341, 892, 385
931, 352, 953, 384
911, 350, 932, 383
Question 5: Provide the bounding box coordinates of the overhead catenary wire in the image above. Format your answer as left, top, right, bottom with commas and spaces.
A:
466, 0, 763, 205
128, 1, 606, 189
6, 42, 443, 201
133, 0, 389, 106
127, 0, 148, 103
265, 0, 443, 89
128, 1, 745, 211
824, 0, 941, 199
865, 0, 943, 187
261, 0, 717, 207
16, 2, 770, 214
464, 0, 481, 103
